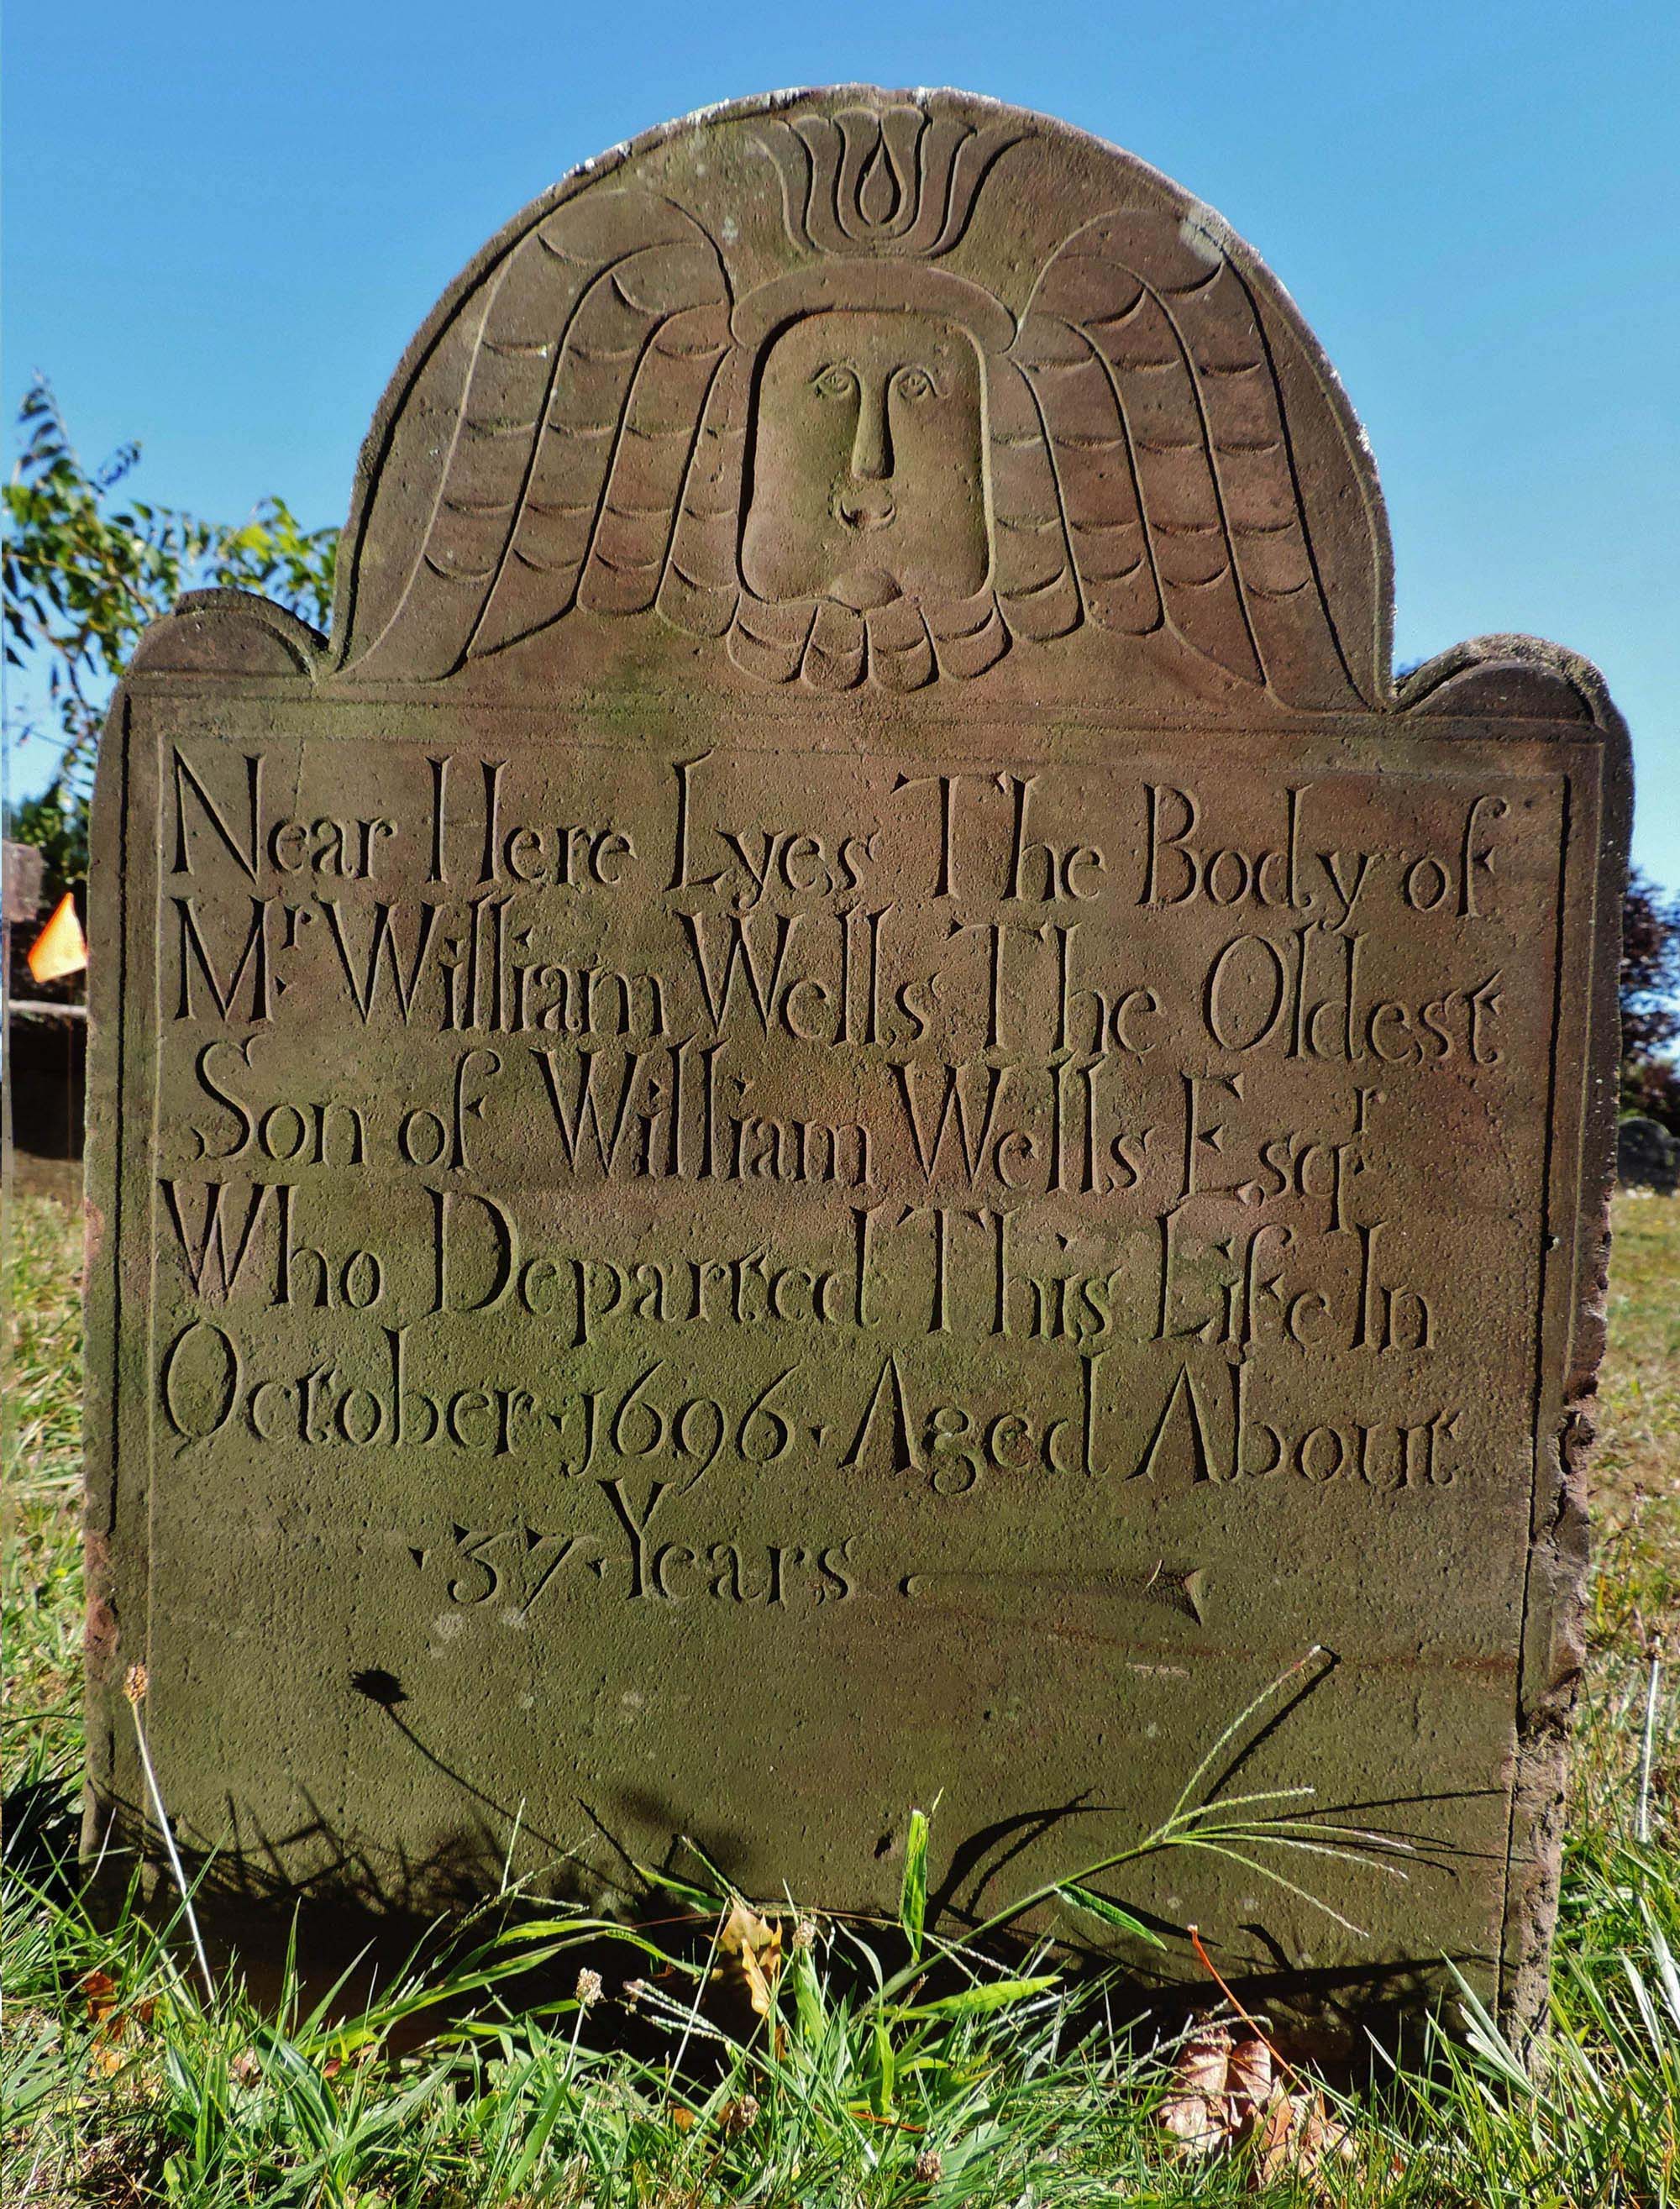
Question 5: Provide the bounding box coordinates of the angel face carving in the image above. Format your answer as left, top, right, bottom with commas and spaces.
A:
349, 144, 1365, 707
740, 311, 989, 610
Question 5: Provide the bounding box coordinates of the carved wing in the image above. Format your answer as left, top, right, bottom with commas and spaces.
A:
350, 190, 732, 678
1007, 212, 1357, 704
654, 347, 751, 645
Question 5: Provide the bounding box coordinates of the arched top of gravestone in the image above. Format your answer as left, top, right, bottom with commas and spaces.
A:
329, 87, 1396, 711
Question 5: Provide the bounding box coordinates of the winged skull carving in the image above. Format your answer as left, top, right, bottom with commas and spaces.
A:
350, 176, 1357, 702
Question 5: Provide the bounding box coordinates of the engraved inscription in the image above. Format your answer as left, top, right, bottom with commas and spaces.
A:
146, 737, 1555, 1580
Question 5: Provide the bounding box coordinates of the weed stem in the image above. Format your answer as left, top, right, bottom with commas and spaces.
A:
1636, 1637, 1662, 1846
123, 1666, 215, 2003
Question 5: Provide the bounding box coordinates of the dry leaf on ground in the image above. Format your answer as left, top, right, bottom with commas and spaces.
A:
1248, 2083, 1360, 2196
1158, 2014, 1373, 2197
711, 1902, 784, 2017
1226, 2031, 1272, 2113
81, 1968, 158, 2077
1158, 2022, 1273, 2155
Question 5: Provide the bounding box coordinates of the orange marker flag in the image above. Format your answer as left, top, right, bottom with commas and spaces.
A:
27, 892, 87, 984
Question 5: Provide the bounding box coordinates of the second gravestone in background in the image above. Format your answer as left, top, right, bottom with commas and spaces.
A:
85, 89, 1628, 2037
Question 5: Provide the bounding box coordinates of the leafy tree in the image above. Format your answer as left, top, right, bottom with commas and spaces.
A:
3, 376, 337, 892
1620, 866, 1680, 1132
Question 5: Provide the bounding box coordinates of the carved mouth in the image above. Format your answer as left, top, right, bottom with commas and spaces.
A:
834, 485, 895, 533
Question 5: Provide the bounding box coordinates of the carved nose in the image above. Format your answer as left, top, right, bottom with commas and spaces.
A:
850, 389, 891, 482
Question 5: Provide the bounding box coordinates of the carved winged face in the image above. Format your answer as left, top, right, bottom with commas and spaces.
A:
345, 134, 1367, 707
740, 311, 989, 611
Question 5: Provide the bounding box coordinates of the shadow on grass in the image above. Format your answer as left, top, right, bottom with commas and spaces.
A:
16, 1721, 1475, 2087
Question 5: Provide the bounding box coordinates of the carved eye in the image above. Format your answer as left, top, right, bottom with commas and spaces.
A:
895, 366, 936, 402
813, 365, 858, 400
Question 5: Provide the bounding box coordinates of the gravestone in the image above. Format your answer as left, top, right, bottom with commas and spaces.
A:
4, 837, 46, 929
85, 88, 1630, 2036
1617, 1115, 1678, 1194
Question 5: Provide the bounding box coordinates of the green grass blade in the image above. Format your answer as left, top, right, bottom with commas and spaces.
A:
900, 1801, 932, 1964
1057, 1884, 1166, 1948
893, 1974, 1059, 2023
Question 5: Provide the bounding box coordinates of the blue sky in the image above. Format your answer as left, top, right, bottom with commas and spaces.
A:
5, 0, 1677, 885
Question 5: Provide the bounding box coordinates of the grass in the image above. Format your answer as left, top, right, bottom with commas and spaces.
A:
3, 1188, 1676, 2206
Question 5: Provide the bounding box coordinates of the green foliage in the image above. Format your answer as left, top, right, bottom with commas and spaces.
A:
3, 377, 337, 890
8, 784, 87, 892
1620, 867, 1680, 1133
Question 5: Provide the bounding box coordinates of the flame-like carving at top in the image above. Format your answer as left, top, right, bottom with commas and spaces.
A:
756, 104, 1023, 258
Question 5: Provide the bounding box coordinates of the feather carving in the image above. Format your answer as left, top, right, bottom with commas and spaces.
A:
354, 191, 729, 677
1012, 210, 1353, 700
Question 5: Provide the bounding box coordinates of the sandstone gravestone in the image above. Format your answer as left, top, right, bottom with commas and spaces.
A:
85, 88, 1629, 2035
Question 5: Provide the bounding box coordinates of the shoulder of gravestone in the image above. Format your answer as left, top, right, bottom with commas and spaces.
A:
1394, 632, 1629, 749
91, 590, 327, 890
122, 588, 328, 685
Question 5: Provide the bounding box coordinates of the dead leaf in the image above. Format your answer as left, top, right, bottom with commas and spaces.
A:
1158, 2023, 1278, 2160
81, 1970, 119, 2023
1159, 2009, 1373, 2196
667, 2103, 696, 2133
1249, 2084, 1296, 2180
711, 1901, 784, 2018
1227, 2034, 1272, 2112
1248, 2084, 1359, 2196
1158, 2022, 1236, 2155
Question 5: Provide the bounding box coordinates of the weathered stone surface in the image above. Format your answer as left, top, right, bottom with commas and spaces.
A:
1617, 1116, 1677, 1194
85, 89, 1630, 2037
4, 837, 46, 926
